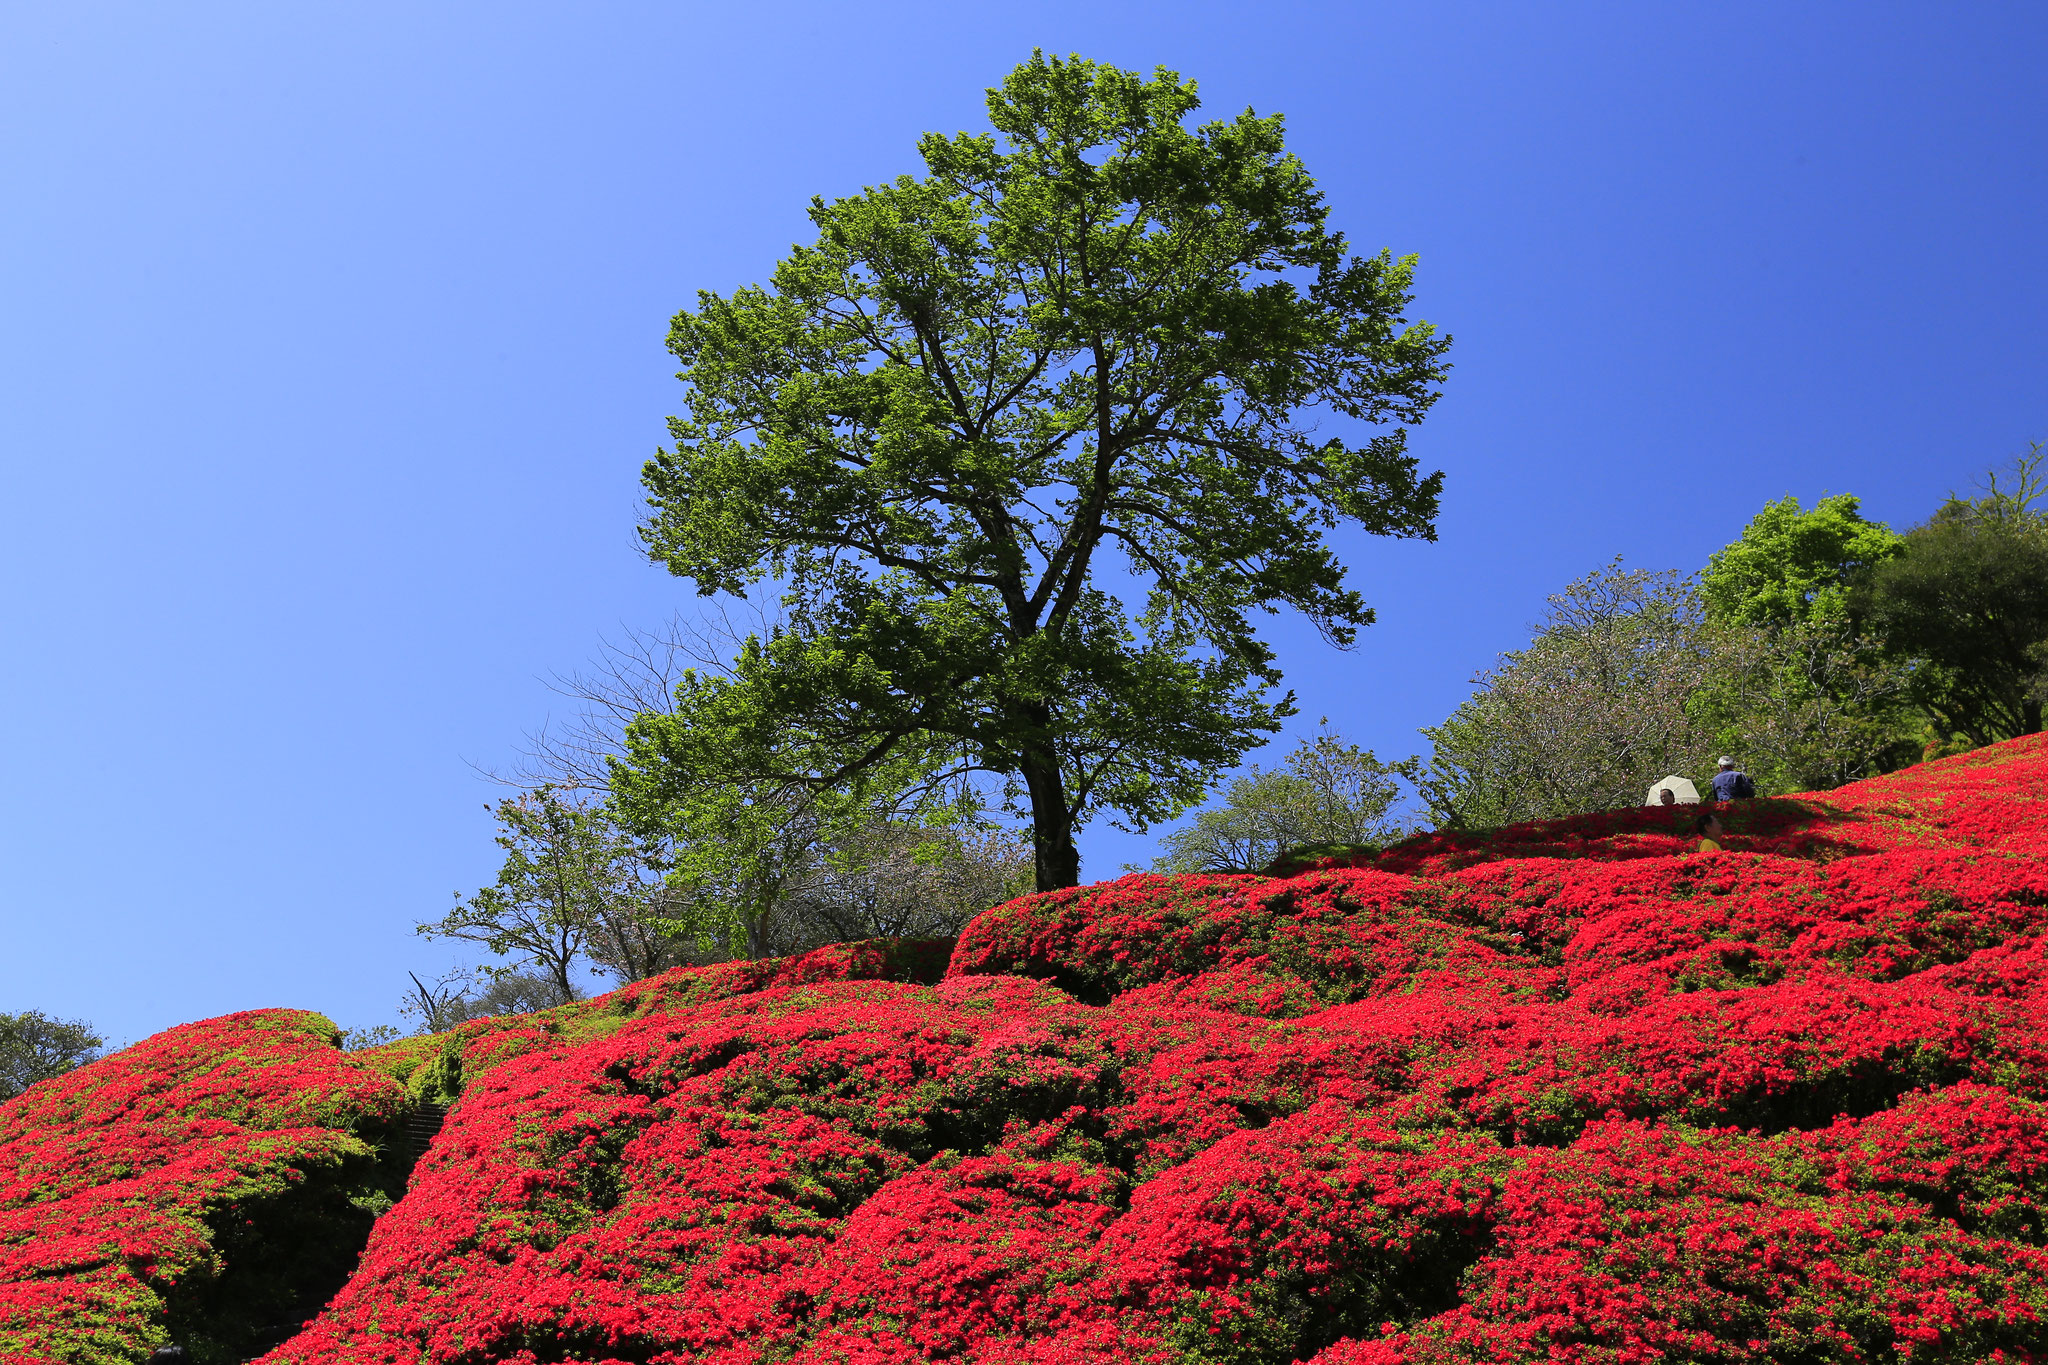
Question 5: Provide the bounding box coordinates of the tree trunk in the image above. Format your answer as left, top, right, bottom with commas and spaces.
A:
1018, 747, 1081, 891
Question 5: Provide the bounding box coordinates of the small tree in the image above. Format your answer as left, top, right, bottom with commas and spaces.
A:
1154, 732, 1412, 872
337, 1024, 402, 1051
0, 1010, 102, 1100
419, 787, 681, 999
784, 820, 1034, 946
398, 969, 576, 1033
632, 52, 1452, 891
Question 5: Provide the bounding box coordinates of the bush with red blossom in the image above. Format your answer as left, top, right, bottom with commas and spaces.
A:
9, 736, 2048, 1362
0, 1009, 408, 1365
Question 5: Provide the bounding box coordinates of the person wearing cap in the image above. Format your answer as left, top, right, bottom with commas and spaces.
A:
1709, 757, 1755, 802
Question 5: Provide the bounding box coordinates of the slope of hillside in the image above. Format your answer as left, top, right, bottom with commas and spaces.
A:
0, 1011, 410, 1363
6, 737, 2048, 1363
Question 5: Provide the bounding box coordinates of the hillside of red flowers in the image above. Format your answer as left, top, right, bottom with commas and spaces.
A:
7, 736, 2048, 1364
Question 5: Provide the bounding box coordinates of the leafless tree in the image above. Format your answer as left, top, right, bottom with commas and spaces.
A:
778, 823, 1035, 949
498, 599, 783, 793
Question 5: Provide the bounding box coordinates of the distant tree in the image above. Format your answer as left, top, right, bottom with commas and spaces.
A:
419, 787, 686, 999
1859, 444, 2048, 746
1695, 492, 1916, 790
782, 821, 1035, 947
337, 1024, 402, 1051
398, 968, 577, 1034
1154, 732, 1412, 872
399, 969, 471, 1034
1420, 562, 1717, 828
633, 52, 1452, 892
1700, 493, 1903, 629
0, 1011, 102, 1100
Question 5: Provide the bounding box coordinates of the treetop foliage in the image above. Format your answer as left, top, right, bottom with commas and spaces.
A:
645, 52, 1448, 643
1419, 561, 1719, 829
1700, 492, 1902, 629
1152, 730, 1412, 873
1861, 444, 2048, 745
0, 1010, 102, 1101
633, 51, 1451, 889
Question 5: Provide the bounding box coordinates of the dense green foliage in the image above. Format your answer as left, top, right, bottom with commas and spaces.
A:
1695, 492, 1917, 792
0, 1010, 101, 1101
631, 52, 1451, 890
1859, 458, 2048, 747
1699, 492, 1902, 628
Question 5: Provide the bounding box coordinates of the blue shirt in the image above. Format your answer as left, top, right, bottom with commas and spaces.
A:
1710, 769, 1747, 801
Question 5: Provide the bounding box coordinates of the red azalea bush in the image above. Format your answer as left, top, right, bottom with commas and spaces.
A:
0, 1009, 409, 1365
10, 735, 2048, 1363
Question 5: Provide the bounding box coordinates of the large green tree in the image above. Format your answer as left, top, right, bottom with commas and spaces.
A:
1699, 493, 1902, 629
1859, 448, 2048, 745
1695, 493, 1915, 788
632, 53, 1451, 890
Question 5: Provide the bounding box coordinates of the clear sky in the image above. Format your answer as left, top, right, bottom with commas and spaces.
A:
4, 3, 2043, 1049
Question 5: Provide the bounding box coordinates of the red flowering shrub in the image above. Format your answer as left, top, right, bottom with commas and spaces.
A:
0, 1009, 407, 1365
949, 868, 1543, 1011
12, 736, 2048, 1362
1372, 1117, 2048, 1364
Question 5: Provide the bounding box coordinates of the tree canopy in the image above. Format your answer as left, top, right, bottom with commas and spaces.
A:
1152, 731, 1411, 873
630, 52, 1451, 890
1419, 562, 1717, 828
1860, 451, 2048, 745
1699, 493, 1902, 629
0, 1011, 101, 1100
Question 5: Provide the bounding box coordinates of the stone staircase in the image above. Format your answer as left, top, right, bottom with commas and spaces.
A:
404, 1099, 449, 1164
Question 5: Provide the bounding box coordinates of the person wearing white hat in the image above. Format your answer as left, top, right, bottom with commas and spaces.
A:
1709, 757, 1755, 802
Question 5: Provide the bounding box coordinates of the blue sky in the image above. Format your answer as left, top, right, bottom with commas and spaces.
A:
3, 3, 2043, 1048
